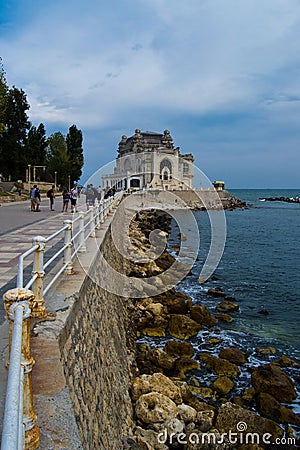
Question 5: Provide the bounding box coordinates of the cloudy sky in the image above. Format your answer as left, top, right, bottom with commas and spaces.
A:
1, 0, 300, 188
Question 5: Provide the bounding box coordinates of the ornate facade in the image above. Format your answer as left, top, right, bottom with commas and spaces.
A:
102, 129, 194, 190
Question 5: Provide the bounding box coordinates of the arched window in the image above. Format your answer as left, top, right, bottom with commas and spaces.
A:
160, 159, 172, 181
183, 162, 189, 174
124, 158, 132, 172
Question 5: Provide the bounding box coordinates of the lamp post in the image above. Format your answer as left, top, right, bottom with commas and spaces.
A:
68, 175, 71, 192
28, 164, 31, 187
54, 171, 57, 189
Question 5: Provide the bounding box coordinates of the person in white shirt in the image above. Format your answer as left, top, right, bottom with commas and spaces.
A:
70, 185, 78, 213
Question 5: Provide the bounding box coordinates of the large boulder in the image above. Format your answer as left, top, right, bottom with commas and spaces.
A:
164, 340, 194, 358
174, 357, 200, 379
134, 426, 168, 450
215, 300, 239, 313
177, 404, 197, 423
148, 348, 175, 371
195, 410, 215, 432
212, 376, 235, 395
177, 381, 215, 413
131, 373, 182, 404
166, 294, 190, 314
189, 304, 218, 328
215, 313, 234, 323
215, 402, 283, 444
207, 288, 227, 298
219, 347, 248, 365
199, 353, 240, 378
136, 348, 175, 374
256, 392, 300, 426
251, 363, 297, 403
168, 315, 202, 340
135, 392, 178, 423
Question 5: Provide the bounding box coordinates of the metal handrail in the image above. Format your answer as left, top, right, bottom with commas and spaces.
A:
1, 304, 25, 450
16, 246, 39, 289
17, 192, 122, 295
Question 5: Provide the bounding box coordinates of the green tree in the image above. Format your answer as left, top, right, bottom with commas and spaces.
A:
47, 132, 70, 188
0, 86, 30, 180
25, 123, 48, 166
66, 124, 84, 183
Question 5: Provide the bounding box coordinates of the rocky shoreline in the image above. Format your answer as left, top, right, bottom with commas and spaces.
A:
124, 210, 299, 449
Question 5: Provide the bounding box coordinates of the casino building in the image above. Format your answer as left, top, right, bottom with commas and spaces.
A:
102, 129, 194, 191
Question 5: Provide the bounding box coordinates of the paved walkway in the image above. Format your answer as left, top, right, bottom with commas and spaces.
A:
0, 196, 87, 323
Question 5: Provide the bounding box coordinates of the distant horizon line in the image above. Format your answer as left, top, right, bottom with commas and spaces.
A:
227, 187, 300, 190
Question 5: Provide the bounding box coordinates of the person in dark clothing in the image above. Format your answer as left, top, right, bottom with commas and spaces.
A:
47, 185, 55, 211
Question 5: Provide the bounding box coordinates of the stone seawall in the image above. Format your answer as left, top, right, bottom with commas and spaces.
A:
58, 225, 136, 450
171, 189, 246, 210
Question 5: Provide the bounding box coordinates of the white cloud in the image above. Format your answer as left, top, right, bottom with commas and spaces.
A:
2, 0, 300, 128
1, 0, 300, 186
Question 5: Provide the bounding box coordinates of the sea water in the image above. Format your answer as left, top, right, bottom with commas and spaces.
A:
168, 189, 300, 411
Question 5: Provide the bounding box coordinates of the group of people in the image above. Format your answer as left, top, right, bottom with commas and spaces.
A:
29, 184, 79, 213
28, 183, 116, 213
83, 184, 116, 209
29, 185, 41, 212
61, 185, 79, 213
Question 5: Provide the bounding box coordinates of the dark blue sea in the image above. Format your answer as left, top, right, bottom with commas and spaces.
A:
172, 189, 300, 411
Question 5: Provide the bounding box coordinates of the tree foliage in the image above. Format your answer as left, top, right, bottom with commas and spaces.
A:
25, 123, 48, 166
47, 132, 70, 188
0, 85, 30, 179
66, 124, 84, 183
0, 59, 84, 184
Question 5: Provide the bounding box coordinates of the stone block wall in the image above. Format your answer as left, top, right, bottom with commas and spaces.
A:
59, 226, 135, 450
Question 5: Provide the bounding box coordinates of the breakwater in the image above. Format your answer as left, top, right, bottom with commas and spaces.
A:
259, 196, 300, 204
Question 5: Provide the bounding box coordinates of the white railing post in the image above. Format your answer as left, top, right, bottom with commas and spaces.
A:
104, 199, 108, 219
89, 207, 96, 237
63, 220, 73, 274
95, 202, 101, 229
77, 213, 86, 252
31, 236, 46, 319
108, 196, 112, 213
2, 288, 40, 450
99, 200, 104, 224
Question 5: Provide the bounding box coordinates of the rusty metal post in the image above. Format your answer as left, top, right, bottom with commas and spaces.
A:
31, 236, 46, 319
3, 288, 40, 450
63, 220, 73, 274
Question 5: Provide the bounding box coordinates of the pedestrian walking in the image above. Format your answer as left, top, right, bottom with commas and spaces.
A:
84, 184, 95, 209
70, 185, 78, 213
47, 185, 55, 211
29, 186, 35, 211
62, 188, 70, 212
31, 185, 41, 212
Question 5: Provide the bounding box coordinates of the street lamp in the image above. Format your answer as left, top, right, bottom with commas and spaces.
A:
54, 171, 57, 189
28, 164, 31, 187
68, 175, 71, 192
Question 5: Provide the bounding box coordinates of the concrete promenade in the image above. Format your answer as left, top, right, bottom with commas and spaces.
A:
0, 196, 87, 323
